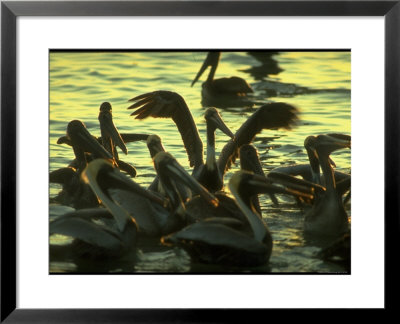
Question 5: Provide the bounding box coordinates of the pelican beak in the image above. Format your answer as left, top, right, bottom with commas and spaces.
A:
99, 108, 128, 155
191, 52, 220, 87
242, 172, 316, 201
191, 58, 209, 87
167, 160, 219, 208
57, 135, 72, 146
210, 112, 235, 139
306, 146, 322, 185
82, 159, 167, 231
67, 120, 113, 160
154, 152, 219, 208
267, 172, 325, 199
314, 134, 351, 155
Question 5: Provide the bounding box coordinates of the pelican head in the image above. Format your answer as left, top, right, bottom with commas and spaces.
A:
146, 134, 165, 158
67, 120, 113, 160
191, 51, 221, 87
229, 170, 314, 243
230, 171, 313, 209
204, 107, 235, 139
239, 144, 264, 175
153, 152, 219, 210
98, 102, 128, 155
307, 134, 351, 157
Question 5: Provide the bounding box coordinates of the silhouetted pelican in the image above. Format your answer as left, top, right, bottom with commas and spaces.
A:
191, 52, 253, 107
128, 91, 298, 192
128, 91, 234, 192
182, 144, 272, 224
98, 102, 127, 156
79, 155, 217, 238
239, 144, 278, 209
50, 206, 137, 260
303, 134, 351, 237
271, 134, 350, 186
50, 157, 146, 260
217, 102, 298, 176
80, 158, 174, 238
162, 170, 313, 267
57, 115, 149, 177
145, 134, 192, 202
50, 120, 114, 208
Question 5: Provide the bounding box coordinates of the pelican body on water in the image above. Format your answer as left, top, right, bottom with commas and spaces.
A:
191, 52, 254, 107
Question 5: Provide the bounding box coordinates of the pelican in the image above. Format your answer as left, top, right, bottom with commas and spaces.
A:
128, 91, 234, 192
217, 101, 298, 176
184, 144, 276, 224
50, 120, 114, 208
194, 107, 235, 192
50, 159, 144, 260
128, 91, 298, 192
146, 134, 192, 202
79, 155, 218, 238
270, 134, 350, 186
98, 102, 128, 157
191, 52, 253, 107
50, 206, 137, 260
57, 109, 149, 177
67, 120, 114, 169
239, 144, 278, 209
50, 167, 99, 209
162, 170, 314, 267
303, 134, 351, 237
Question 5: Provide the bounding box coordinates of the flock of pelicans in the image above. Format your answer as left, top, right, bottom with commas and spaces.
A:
50, 52, 351, 271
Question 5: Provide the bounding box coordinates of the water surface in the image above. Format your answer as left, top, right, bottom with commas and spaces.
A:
50, 51, 351, 274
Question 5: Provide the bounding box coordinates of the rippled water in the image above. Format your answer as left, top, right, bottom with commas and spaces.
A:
49, 51, 351, 273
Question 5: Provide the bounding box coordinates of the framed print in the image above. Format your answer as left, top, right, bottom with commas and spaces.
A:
1, 0, 398, 321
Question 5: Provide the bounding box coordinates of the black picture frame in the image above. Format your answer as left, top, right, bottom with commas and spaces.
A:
1, 0, 398, 322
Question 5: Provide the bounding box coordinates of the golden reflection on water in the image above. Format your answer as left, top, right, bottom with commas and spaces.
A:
49, 51, 351, 273
50, 51, 351, 198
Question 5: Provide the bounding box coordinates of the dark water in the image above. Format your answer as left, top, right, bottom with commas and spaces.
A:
49, 51, 351, 273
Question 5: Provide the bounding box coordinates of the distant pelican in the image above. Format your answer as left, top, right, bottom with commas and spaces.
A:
303, 134, 351, 237
191, 52, 253, 107
162, 170, 313, 267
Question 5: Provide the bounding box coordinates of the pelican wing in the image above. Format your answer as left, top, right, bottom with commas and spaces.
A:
50, 210, 123, 250
128, 91, 204, 168
218, 103, 298, 174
